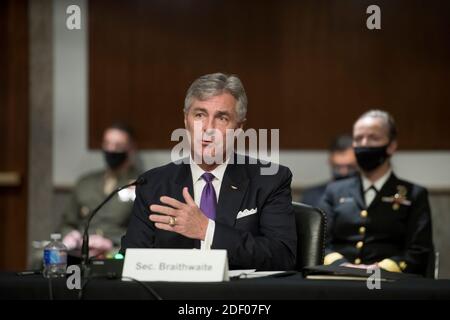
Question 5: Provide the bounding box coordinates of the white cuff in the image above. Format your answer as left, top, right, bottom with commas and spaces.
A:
200, 219, 215, 250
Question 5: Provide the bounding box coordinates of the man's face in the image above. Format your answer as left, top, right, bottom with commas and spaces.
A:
329, 148, 358, 179
102, 129, 131, 153
184, 92, 242, 164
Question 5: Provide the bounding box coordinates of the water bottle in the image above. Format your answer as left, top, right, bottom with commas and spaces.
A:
43, 233, 68, 278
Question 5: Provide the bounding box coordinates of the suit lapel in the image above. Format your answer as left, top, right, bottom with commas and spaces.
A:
350, 175, 366, 209
368, 173, 397, 211
173, 161, 199, 248
174, 161, 194, 197
216, 158, 249, 227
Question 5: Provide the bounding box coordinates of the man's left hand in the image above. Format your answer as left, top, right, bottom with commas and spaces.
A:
149, 187, 209, 240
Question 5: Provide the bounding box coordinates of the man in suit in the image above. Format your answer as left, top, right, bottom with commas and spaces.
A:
121, 73, 297, 271
319, 110, 433, 275
301, 134, 357, 207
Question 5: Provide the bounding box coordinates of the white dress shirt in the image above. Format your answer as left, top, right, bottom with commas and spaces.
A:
189, 156, 230, 250
361, 169, 392, 207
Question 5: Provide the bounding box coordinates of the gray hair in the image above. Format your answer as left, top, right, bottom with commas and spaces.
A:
356, 109, 398, 141
184, 73, 248, 122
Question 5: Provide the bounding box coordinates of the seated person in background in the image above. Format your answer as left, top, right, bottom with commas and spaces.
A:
121, 72, 297, 270
60, 123, 140, 258
300, 134, 357, 207
319, 110, 432, 275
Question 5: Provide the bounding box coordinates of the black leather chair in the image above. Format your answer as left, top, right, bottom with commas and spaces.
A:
292, 201, 327, 271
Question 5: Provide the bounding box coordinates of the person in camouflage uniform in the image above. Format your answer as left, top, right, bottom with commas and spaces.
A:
60, 124, 140, 259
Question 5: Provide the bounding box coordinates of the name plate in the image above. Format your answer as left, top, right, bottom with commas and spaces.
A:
122, 249, 229, 282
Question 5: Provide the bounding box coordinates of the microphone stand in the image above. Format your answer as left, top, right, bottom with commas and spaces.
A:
80, 177, 145, 276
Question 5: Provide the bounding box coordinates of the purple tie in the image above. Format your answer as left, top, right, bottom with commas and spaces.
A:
200, 172, 217, 220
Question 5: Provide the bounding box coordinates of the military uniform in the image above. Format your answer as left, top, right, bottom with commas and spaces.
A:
59, 167, 139, 246
318, 172, 432, 275
300, 183, 327, 207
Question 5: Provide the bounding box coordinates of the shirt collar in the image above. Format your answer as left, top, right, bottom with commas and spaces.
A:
362, 168, 392, 192
189, 156, 230, 183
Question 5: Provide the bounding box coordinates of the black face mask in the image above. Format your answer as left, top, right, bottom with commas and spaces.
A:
354, 145, 390, 172
332, 166, 358, 181
103, 150, 128, 169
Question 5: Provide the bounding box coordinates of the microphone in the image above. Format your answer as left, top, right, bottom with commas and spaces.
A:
81, 176, 146, 272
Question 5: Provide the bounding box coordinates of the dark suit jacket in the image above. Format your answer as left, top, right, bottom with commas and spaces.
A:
318, 173, 433, 275
120, 155, 297, 271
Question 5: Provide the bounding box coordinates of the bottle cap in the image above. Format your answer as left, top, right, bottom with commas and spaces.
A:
50, 233, 61, 240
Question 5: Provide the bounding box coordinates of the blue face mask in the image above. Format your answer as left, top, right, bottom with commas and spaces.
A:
354, 144, 389, 172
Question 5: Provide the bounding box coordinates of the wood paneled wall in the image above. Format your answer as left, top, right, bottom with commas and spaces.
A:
0, 0, 29, 271
89, 0, 450, 150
